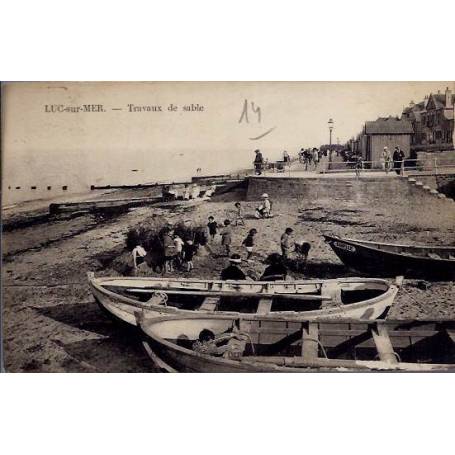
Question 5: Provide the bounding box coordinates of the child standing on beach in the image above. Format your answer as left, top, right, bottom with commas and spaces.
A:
280, 227, 294, 259
242, 228, 257, 261
173, 234, 185, 268
207, 216, 218, 241
220, 219, 233, 256
163, 229, 176, 272
234, 202, 245, 226
132, 244, 147, 272
183, 239, 198, 272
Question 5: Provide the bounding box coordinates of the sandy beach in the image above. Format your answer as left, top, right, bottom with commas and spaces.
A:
2, 184, 454, 372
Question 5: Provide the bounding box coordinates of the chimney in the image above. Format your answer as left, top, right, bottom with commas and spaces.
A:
410, 100, 415, 107
446, 87, 453, 108
423, 95, 429, 108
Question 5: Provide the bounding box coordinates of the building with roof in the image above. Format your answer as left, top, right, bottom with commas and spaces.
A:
358, 116, 413, 165
401, 97, 427, 147
402, 87, 454, 154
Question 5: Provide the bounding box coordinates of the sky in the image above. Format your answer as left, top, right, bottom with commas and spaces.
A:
2, 81, 454, 204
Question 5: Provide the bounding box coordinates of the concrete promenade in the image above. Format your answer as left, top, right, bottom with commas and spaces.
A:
251, 157, 398, 179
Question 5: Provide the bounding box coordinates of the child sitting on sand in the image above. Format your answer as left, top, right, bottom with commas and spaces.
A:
242, 228, 257, 261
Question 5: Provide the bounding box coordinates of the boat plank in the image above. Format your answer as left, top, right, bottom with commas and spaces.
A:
124, 287, 332, 300
199, 297, 220, 312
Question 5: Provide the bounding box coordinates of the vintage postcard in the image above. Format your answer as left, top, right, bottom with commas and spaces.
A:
1, 81, 454, 372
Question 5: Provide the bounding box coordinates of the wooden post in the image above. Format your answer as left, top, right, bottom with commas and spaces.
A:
301, 322, 319, 361
370, 323, 398, 363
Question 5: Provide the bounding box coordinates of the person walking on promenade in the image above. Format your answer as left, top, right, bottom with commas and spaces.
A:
399, 148, 406, 174
355, 154, 363, 178
253, 149, 264, 175
393, 147, 400, 175
220, 219, 233, 256
393, 146, 406, 175
382, 147, 392, 174
304, 149, 312, 170
283, 150, 290, 165
313, 148, 319, 170
280, 227, 294, 259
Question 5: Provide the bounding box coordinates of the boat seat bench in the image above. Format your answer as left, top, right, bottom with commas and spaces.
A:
257, 298, 273, 315
199, 297, 220, 312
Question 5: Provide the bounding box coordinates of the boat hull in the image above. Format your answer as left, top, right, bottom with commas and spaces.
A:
324, 235, 455, 279
140, 315, 455, 373
89, 274, 399, 326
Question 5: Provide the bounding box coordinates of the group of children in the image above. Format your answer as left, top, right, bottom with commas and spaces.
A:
206, 199, 288, 264
162, 228, 198, 273
207, 200, 260, 262
132, 196, 307, 276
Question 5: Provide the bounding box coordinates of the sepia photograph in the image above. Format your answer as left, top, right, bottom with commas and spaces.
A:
2, 3, 455, 455
1, 81, 454, 373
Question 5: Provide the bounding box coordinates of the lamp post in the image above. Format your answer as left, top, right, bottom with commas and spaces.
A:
328, 118, 334, 145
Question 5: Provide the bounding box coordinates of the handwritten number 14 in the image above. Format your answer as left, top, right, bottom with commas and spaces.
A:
239, 99, 261, 123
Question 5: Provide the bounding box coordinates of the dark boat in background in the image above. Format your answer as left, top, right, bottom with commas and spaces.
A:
324, 235, 455, 279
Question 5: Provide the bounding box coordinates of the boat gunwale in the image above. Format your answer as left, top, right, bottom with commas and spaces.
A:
90, 274, 394, 286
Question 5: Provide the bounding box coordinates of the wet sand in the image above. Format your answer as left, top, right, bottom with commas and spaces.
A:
2, 186, 454, 372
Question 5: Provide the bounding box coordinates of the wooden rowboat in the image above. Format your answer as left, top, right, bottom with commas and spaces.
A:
88, 273, 401, 326
139, 314, 455, 372
324, 235, 455, 279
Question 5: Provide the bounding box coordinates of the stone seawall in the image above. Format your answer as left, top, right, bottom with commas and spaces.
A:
407, 174, 455, 199
246, 176, 455, 209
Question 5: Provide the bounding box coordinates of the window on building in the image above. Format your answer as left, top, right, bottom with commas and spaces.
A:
47, 186, 52, 190
31, 186, 37, 190
62, 186, 68, 190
